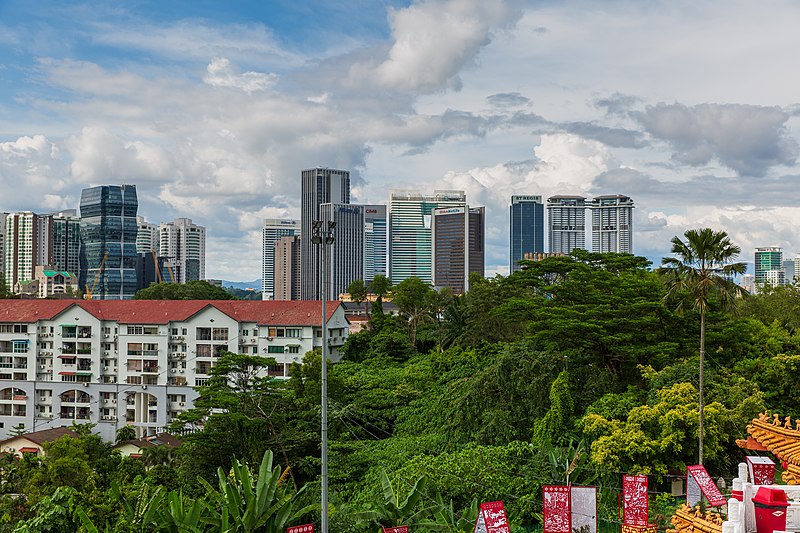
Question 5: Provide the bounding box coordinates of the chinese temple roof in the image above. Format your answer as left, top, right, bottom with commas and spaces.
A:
736, 411, 800, 485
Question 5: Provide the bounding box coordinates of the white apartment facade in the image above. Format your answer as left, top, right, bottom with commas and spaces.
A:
0, 300, 348, 442
261, 219, 299, 300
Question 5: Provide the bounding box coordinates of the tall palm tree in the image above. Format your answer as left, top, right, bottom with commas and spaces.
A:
659, 228, 747, 465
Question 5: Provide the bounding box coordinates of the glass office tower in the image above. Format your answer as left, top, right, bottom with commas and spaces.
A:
509, 195, 544, 273
79, 185, 139, 299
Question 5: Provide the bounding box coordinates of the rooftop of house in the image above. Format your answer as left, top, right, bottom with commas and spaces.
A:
0, 427, 79, 447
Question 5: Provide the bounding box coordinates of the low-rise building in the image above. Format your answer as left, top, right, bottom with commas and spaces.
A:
0, 300, 348, 441
0, 426, 79, 457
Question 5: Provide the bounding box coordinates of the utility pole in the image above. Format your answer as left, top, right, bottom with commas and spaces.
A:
312, 220, 335, 533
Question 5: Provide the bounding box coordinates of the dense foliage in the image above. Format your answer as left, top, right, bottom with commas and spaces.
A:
5, 241, 799, 531
133, 280, 236, 300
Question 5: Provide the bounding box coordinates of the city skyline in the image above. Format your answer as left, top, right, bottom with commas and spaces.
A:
3, 1, 800, 280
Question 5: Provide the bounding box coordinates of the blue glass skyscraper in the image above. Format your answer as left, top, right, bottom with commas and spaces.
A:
509, 195, 544, 273
79, 185, 139, 299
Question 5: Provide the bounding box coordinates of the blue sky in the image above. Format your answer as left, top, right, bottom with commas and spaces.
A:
2, 0, 800, 280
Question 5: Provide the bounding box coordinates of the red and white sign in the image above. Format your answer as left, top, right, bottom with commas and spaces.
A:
746, 456, 775, 485
623, 475, 649, 526
382, 528, 409, 533
686, 465, 726, 507
473, 500, 511, 533
543, 486, 572, 533
286, 525, 314, 533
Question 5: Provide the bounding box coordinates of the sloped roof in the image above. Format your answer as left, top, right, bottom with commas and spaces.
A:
0, 426, 79, 447
737, 411, 800, 484
0, 300, 342, 326
114, 432, 183, 450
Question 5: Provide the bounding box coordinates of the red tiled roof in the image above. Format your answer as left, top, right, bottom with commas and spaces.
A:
0, 300, 342, 326
0, 426, 79, 447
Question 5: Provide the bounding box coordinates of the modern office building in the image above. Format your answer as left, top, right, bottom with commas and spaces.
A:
4, 212, 50, 287
509, 195, 544, 273
274, 236, 301, 301
547, 195, 587, 254
764, 269, 786, 288
49, 211, 81, 276
300, 168, 350, 300
0, 299, 349, 441
0, 213, 5, 284
589, 195, 634, 253
431, 206, 485, 294
79, 185, 139, 300
388, 190, 466, 285
363, 205, 387, 284
159, 218, 206, 283
319, 203, 364, 300
754, 247, 783, 285
261, 219, 299, 300
136, 217, 159, 255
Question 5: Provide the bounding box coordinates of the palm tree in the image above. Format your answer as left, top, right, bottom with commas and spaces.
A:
659, 228, 747, 465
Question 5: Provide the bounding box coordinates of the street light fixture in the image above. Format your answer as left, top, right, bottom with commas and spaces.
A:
312, 219, 335, 533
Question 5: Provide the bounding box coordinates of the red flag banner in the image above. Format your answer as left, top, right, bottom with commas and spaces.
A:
543, 486, 572, 533
686, 465, 726, 507
473, 500, 511, 533
622, 475, 649, 526
286, 525, 315, 533
382, 528, 409, 533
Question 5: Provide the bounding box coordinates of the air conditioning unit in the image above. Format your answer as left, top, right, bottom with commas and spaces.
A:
83, 383, 89, 387
267, 337, 273, 341
39, 396, 46, 402
104, 334, 109, 338
170, 369, 177, 373
39, 365, 45, 370
179, 402, 185, 406
179, 369, 184, 373
250, 339, 255, 343
141, 385, 147, 390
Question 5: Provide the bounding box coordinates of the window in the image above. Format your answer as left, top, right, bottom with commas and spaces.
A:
286, 328, 302, 338
212, 328, 228, 341
288, 346, 300, 354
127, 326, 142, 335
103, 327, 111, 335
182, 328, 187, 335
213, 345, 227, 357
242, 329, 249, 337
13, 325, 27, 334
196, 345, 212, 357
12, 342, 28, 353
252, 347, 257, 354
267, 346, 284, 354
171, 328, 178, 335
316, 330, 322, 338
196, 328, 211, 341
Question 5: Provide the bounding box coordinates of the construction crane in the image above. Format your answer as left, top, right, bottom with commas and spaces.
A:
152, 251, 163, 283
164, 257, 177, 284
84, 251, 108, 300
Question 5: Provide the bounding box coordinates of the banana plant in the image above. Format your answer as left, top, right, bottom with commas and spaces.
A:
200, 449, 314, 532
417, 494, 480, 532
351, 469, 431, 529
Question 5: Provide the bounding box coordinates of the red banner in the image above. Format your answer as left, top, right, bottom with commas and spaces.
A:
473, 501, 511, 533
622, 475, 649, 526
543, 486, 571, 533
286, 525, 314, 533
686, 465, 726, 507
383, 528, 409, 533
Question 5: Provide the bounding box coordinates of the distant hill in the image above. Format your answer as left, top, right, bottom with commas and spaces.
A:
221, 279, 261, 290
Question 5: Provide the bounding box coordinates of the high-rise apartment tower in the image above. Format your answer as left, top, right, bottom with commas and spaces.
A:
590, 195, 634, 253
547, 195, 587, 254
159, 218, 206, 283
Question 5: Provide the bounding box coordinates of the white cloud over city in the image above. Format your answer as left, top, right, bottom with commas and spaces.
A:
1, 0, 800, 279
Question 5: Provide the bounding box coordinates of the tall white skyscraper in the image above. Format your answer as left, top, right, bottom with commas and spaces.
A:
136, 216, 159, 254
589, 195, 634, 253
261, 219, 299, 300
320, 203, 364, 300
547, 196, 587, 254
300, 168, 350, 300
388, 190, 466, 285
0, 213, 6, 284
159, 218, 206, 283
4, 212, 50, 287
363, 205, 387, 284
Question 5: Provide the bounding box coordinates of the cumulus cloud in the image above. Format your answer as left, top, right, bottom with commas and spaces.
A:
0, 135, 73, 211
486, 92, 530, 108
203, 58, 277, 93
349, 0, 522, 93
634, 103, 799, 176
65, 127, 175, 183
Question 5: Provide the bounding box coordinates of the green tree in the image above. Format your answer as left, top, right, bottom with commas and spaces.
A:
532, 370, 574, 446
658, 228, 747, 464
347, 279, 368, 309
133, 280, 236, 300
350, 470, 429, 529
116, 425, 136, 443
392, 277, 435, 346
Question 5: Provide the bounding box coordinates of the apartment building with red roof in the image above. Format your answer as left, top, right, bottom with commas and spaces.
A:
0, 300, 348, 442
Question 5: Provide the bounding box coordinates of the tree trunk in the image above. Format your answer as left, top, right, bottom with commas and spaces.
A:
699, 310, 705, 465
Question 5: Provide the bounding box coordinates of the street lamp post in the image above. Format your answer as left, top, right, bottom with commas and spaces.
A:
311, 219, 335, 533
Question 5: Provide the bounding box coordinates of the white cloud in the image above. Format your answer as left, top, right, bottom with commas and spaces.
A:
348, 0, 522, 93
203, 58, 277, 93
